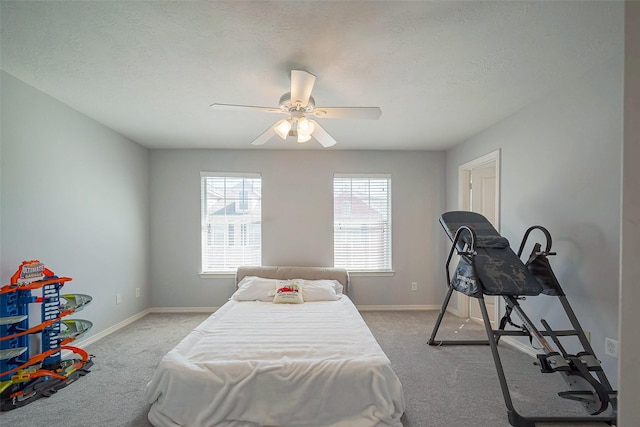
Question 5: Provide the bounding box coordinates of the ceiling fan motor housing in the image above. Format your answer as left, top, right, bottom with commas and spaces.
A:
279, 92, 315, 113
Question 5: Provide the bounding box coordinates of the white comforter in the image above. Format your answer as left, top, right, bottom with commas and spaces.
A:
145, 297, 404, 427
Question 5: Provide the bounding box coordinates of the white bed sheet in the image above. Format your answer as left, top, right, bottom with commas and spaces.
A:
145, 296, 404, 427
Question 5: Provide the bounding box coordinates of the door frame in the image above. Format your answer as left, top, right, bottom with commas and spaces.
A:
456, 149, 501, 320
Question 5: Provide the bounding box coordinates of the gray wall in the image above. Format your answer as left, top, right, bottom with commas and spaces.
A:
619, 2, 640, 425
0, 71, 150, 338
445, 40, 623, 385
149, 149, 446, 308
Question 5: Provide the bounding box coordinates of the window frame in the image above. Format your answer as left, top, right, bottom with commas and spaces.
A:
200, 172, 262, 275
333, 173, 393, 273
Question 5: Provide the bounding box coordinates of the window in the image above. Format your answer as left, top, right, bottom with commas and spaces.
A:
333, 174, 392, 271
201, 173, 261, 272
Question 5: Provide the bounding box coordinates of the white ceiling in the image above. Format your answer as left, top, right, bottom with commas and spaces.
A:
0, 1, 620, 150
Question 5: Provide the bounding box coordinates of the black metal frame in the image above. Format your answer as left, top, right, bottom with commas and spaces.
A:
428, 224, 617, 427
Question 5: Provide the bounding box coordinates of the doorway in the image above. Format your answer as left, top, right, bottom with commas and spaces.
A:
457, 150, 501, 325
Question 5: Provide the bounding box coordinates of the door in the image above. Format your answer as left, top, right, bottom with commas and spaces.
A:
457, 150, 501, 326
468, 165, 497, 324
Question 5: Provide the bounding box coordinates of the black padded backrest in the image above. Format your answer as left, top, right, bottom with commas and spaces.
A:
440, 211, 543, 296
440, 211, 501, 252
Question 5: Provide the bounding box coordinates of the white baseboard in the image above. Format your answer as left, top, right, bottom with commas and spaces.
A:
500, 336, 538, 359
423, 307, 538, 360
61, 307, 217, 357
60, 305, 439, 359
149, 306, 218, 313
357, 304, 440, 311
445, 306, 460, 317
65, 305, 533, 364
61, 308, 152, 358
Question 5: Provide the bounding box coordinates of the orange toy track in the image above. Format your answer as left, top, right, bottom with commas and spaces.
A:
0, 339, 88, 379
0, 309, 75, 342
0, 276, 72, 295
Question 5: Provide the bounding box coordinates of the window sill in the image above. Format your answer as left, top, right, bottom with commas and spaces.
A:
199, 271, 395, 278
348, 270, 395, 277
199, 272, 236, 279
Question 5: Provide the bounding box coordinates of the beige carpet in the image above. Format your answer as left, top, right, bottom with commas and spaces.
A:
0, 310, 615, 427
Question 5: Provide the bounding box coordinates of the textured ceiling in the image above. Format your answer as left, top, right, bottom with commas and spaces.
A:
0, 1, 621, 150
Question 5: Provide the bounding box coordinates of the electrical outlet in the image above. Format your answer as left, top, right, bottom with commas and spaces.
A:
116, 293, 122, 305
604, 337, 618, 358
411, 282, 418, 291
136, 288, 140, 298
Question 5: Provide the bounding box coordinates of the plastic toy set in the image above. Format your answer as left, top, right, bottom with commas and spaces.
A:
0, 260, 93, 411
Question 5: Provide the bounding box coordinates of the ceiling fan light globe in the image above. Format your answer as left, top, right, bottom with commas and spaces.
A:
297, 117, 315, 136
274, 119, 292, 139
297, 134, 312, 143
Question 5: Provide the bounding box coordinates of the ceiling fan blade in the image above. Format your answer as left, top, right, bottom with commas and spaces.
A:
251, 124, 277, 145
290, 70, 316, 108
309, 120, 337, 148
310, 107, 382, 120
211, 103, 284, 114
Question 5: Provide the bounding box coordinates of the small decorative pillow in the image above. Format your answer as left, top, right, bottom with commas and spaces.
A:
273, 279, 304, 304
231, 276, 277, 301
302, 279, 341, 301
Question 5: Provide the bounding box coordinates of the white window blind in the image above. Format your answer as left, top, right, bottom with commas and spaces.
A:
201, 173, 261, 272
334, 174, 392, 271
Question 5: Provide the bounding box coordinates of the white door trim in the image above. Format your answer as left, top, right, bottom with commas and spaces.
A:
456, 149, 501, 321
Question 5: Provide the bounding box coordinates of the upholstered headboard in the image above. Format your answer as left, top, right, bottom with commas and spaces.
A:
236, 266, 349, 294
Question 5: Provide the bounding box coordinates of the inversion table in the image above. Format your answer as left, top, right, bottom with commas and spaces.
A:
428, 211, 617, 427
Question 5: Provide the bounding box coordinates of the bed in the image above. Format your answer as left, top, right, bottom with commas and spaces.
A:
144, 266, 405, 427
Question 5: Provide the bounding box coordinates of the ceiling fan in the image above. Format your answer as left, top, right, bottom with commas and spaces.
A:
210, 70, 382, 147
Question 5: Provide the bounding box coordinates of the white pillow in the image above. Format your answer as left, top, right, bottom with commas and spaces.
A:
302, 279, 341, 301
231, 276, 277, 301
273, 279, 304, 304
306, 279, 343, 294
